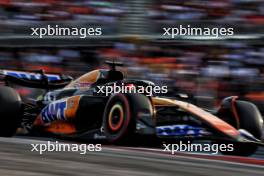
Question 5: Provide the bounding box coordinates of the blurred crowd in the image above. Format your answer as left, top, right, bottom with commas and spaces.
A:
150, 0, 264, 25
0, 47, 99, 77
0, 0, 124, 22
0, 0, 263, 24
0, 0, 264, 36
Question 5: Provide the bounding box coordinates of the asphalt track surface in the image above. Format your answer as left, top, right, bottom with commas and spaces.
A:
0, 137, 263, 176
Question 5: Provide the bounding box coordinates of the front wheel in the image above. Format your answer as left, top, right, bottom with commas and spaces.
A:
102, 93, 153, 144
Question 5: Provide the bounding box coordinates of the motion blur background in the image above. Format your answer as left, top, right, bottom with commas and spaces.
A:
0, 0, 264, 112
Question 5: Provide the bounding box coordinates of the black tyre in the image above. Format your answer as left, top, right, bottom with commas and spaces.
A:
102, 93, 153, 143
236, 101, 263, 139
218, 98, 263, 156
0, 86, 22, 137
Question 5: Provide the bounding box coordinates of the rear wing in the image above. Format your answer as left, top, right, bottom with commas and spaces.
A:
0, 69, 73, 89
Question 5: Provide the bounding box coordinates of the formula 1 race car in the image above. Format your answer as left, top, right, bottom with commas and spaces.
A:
0, 61, 263, 156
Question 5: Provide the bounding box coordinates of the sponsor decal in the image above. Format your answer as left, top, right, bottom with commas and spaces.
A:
41, 100, 67, 123
156, 125, 211, 137
73, 81, 92, 88
3, 70, 60, 81
40, 96, 81, 123
44, 92, 57, 102
94, 133, 107, 140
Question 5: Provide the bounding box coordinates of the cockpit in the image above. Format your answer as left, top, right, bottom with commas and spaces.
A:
65, 69, 124, 88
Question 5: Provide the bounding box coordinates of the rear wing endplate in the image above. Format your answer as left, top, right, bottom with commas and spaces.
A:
0, 69, 73, 89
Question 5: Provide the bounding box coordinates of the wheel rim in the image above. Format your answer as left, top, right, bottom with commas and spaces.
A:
108, 104, 124, 131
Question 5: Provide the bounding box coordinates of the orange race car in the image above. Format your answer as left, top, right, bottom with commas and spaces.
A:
0, 61, 263, 156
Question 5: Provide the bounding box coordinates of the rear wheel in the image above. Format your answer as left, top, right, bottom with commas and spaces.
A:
0, 86, 22, 137
218, 97, 263, 156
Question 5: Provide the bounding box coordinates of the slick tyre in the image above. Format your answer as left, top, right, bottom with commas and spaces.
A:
0, 86, 22, 137
236, 101, 263, 139
103, 93, 152, 144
